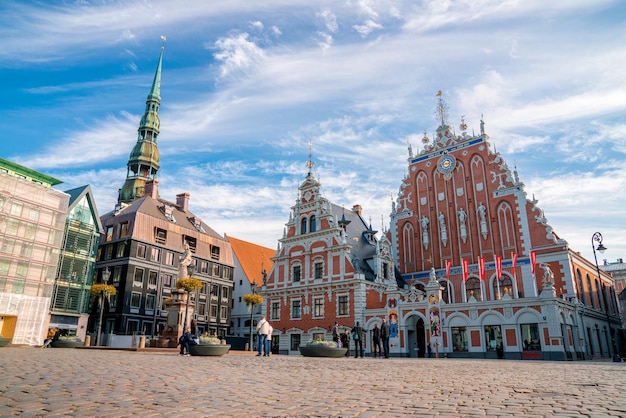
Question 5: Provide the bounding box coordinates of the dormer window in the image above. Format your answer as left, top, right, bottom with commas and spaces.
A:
189, 217, 206, 233
162, 205, 176, 222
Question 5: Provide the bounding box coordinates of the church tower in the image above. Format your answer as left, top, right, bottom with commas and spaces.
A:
118, 45, 163, 204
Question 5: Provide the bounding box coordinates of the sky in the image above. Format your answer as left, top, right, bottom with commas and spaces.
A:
1, 0, 625, 265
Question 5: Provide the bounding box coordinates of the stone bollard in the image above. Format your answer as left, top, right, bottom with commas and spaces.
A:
84, 335, 91, 347
139, 336, 146, 349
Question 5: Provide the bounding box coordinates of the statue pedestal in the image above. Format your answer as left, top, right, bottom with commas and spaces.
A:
158, 289, 196, 347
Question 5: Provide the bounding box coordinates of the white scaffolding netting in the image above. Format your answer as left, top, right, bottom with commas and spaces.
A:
0, 292, 50, 346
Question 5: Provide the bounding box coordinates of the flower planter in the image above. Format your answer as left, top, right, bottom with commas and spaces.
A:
188, 344, 231, 356
0, 337, 11, 347
51, 340, 83, 348
299, 345, 348, 358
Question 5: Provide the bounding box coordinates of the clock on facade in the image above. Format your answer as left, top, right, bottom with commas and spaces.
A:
437, 153, 456, 179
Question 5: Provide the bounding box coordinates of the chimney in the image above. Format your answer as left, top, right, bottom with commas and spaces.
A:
176, 192, 190, 212
145, 180, 159, 199
351, 204, 362, 216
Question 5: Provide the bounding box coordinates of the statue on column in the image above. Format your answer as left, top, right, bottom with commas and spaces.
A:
539, 263, 554, 287
178, 243, 193, 279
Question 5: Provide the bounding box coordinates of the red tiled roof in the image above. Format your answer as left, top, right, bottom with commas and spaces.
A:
226, 235, 276, 287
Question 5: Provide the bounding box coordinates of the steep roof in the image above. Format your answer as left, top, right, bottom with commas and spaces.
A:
64, 184, 104, 234
227, 235, 276, 287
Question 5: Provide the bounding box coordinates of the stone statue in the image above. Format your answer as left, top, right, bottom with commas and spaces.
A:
539, 263, 554, 286
178, 243, 193, 279
429, 267, 437, 282
420, 216, 429, 230
477, 202, 486, 222
458, 208, 467, 223
262, 269, 267, 286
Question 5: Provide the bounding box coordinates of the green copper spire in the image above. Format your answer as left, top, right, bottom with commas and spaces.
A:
118, 45, 164, 204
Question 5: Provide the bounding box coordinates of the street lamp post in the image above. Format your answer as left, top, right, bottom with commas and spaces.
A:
248, 282, 257, 351
96, 267, 111, 346
591, 232, 617, 359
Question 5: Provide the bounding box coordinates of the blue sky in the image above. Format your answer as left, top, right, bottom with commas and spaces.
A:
1, 0, 625, 264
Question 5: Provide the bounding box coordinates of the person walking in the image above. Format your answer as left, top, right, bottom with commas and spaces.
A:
256, 316, 270, 357
381, 318, 390, 358
332, 321, 340, 345
265, 324, 273, 356
178, 328, 191, 356
340, 329, 350, 357
351, 321, 364, 358
371, 323, 381, 358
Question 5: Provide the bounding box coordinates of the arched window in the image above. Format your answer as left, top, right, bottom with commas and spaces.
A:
441, 280, 451, 303
309, 215, 316, 232
402, 223, 415, 271
300, 217, 307, 234
466, 278, 481, 301
586, 275, 595, 308
577, 269, 585, 304
492, 276, 513, 300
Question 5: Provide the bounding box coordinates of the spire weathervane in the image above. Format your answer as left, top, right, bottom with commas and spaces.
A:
435, 90, 448, 126
306, 139, 315, 175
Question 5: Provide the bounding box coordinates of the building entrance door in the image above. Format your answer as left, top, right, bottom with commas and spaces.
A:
416, 318, 426, 358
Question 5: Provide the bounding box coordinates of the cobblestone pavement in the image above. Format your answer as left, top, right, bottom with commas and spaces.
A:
1, 347, 625, 417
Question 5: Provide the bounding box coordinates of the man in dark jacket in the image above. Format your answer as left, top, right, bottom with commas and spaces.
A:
351, 322, 364, 358
371, 324, 381, 358
381, 318, 390, 358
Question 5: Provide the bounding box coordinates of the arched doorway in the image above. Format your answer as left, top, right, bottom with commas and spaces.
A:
416, 317, 426, 358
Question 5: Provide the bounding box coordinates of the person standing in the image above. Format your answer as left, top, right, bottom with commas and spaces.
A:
332, 321, 340, 345
340, 329, 350, 357
381, 318, 390, 358
178, 328, 191, 356
256, 316, 270, 357
371, 323, 381, 358
265, 324, 273, 356
352, 321, 363, 358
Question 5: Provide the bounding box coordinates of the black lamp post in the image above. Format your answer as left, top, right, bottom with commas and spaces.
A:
182, 264, 196, 335
249, 282, 256, 351
591, 232, 617, 358
95, 267, 111, 346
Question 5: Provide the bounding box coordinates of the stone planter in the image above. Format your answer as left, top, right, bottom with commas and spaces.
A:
0, 337, 11, 347
188, 344, 231, 356
299, 345, 348, 358
51, 340, 83, 348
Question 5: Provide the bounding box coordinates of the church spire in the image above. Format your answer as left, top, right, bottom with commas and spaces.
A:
118, 42, 165, 204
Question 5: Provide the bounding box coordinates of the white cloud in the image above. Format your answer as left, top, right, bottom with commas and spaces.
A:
353, 19, 383, 37
213, 32, 267, 79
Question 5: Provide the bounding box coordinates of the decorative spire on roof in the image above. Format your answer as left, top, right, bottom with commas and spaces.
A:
435, 90, 449, 127
118, 40, 166, 204
306, 139, 315, 177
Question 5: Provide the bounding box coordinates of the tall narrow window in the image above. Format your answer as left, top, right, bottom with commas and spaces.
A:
292, 265, 301, 282
310, 215, 316, 232
314, 262, 323, 280
338, 295, 349, 316
300, 217, 307, 234
120, 222, 130, 238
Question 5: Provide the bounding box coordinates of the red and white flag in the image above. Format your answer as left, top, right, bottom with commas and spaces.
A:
446, 259, 452, 278
479, 257, 485, 280
495, 255, 502, 279
511, 252, 518, 275
462, 259, 469, 282
530, 251, 536, 275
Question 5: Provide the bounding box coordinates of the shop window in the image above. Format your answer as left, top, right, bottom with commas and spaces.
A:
520, 323, 540, 350
451, 326, 468, 352
484, 325, 502, 351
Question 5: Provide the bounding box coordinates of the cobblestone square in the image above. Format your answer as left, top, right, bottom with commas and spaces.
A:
1, 347, 625, 417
